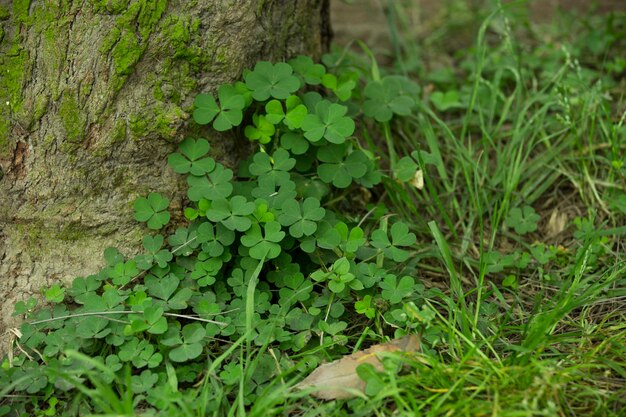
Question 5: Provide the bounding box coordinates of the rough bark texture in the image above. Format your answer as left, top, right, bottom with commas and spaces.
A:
0, 0, 330, 348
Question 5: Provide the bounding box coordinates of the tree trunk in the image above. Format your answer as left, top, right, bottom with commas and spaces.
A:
0, 0, 330, 345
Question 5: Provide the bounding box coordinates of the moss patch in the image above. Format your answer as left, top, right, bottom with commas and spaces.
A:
0, 6, 10, 20
120, 11, 211, 141
90, 0, 129, 14
12, 0, 30, 23
112, 29, 143, 76
59, 91, 86, 142
99, 0, 168, 92
0, 2, 31, 156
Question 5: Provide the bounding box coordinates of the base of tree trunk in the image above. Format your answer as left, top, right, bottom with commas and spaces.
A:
0, 0, 330, 354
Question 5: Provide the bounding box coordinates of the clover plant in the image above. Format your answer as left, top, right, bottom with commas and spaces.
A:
1, 56, 425, 415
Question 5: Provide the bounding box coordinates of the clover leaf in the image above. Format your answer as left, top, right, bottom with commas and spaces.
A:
310, 257, 361, 293
289, 55, 326, 85
379, 274, 415, 304
506, 206, 540, 235
196, 222, 235, 257
370, 222, 416, 262
184, 198, 211, 221
167, 138, 215, 176
132, 370, 159, 393
321, 71, 358, 101
68, 276, 100, 304
265, 99, 285, 125
190, 258, 222, 287
135, 234, 173, 270
168, 226, 199, 256
244, 114, 275, 144
212, 84, 246, 131
278, 197, 326, 238
244, 61, 300, 101
531, 243, 556, 265
109, 260, 139, 286
430, 90, 462, 111
193, 85, 246, 131
240, 221, 285, 260
278, 273, 313, 306
356, 262, 385, 288
301, 100, 355, 144
355, 154, 383, 187
44, 284, 65, 304
220, 361, 243, 386
317, 145, 368, 188
248, 149, 295, 187
145, 273, 192, 310
76, 316, 111, 339
192, 93, 219, 125
205, 195, 255, 232
283, 95, 308, 129
300, 220, 342, 253
252, 178, 297, 211
265, 96, 308, 130
394, 155, 419, 182
104, 247, 124, 267
281, 132, 309, 155
130, 305, 168, 335
355, 295, 375, 319
251, 199, 275, 223
134, 192, 170, 230
363, 76, 417, 122
334, 222, 366, 254
163, 323, 206, 363
186, 164, 233, 202
318, 320, 347, 335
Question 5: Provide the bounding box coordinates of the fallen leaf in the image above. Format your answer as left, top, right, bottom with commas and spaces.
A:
410, 170, 424, 190
546, 208, 567, 237
294, 334, 420, 400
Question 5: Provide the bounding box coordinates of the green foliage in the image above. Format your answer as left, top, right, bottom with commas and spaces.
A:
2, 56, 426, 415
167, 138, 214, 176
134, 192, 170, 230
317, 144, 369, 188
379, 275, 415, 304
192, 85, 247, 131
429, 90, 462, 111
506, 206, 540, 235
363, 76, 419, 122
244, 61, 300, 101
370, 222, 417, 262
301, 100, 355, 144
5, 8, 626, 415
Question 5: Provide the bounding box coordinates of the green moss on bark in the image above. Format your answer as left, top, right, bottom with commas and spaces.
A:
112, 30, 142, 75
12, 0, 30, 23
99, 0, 168, 93
122, 11, 211, 141
0, 6, 10, 20
31, 4, 65, 101
0, 2, 31, 156
112, 119, 127, 142
90, 0, 129, 14
59, 92, 86, 142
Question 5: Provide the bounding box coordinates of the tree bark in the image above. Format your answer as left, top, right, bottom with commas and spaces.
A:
0, 0, 330, 344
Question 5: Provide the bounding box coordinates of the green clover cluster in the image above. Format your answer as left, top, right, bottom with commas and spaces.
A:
1, 56, 425, 415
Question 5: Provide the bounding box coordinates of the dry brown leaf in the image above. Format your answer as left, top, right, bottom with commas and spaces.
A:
410, 170, 424, 190
294, 335, 420, 400
546, 208, 568, 237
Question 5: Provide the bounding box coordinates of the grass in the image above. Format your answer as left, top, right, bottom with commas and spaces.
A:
330, 1, 626, 416
259, 2, 626, 415
151, 2, 626, 415
3, 1, 625, 416
137, 2, 625, 414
